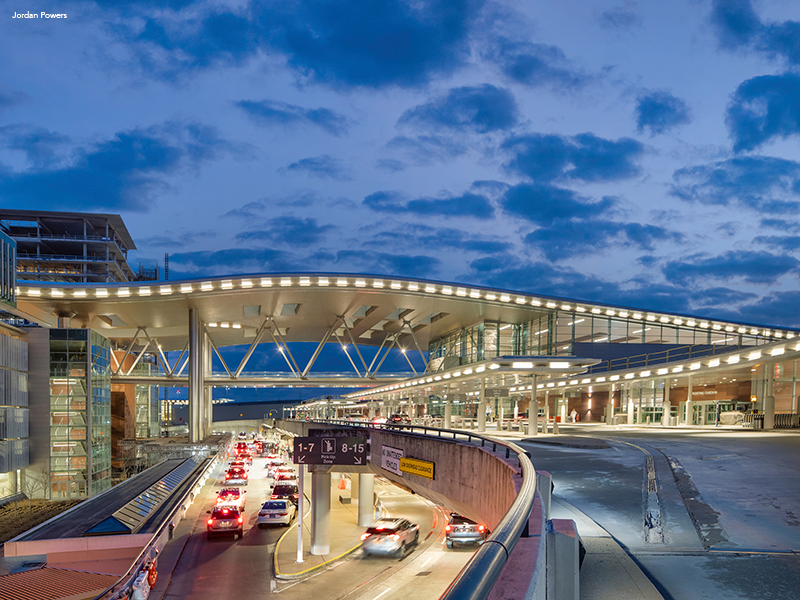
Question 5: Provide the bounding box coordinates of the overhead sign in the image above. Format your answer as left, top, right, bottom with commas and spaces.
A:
293, 436, 368, 465
400, 457, 435, 480
381, 445, 403, 475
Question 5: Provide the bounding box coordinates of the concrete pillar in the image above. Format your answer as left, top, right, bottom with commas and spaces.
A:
627, 385, 634, 425
662, 380, 670, 427
188, 308, 203, 443
559, 398, 567, 424
499, 402, 505, 429
636, 387, 643, 425
310, 471, 331, 555
513, 397, 519, 420
203, 333, 212, 439
357, 473, 374, 526
765, 363, 776, 429
700, 403, 707, 426
546, 519, 581, 600
477, 378, 487, 432
537, 470, 552, 520
606, 385, 614, 425
545, 391, 550, 433
444, 384, 452, 428
686, 376, 694, 425
528, 375, 538, 436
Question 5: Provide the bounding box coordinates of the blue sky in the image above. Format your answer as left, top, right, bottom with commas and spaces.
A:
4, 0, 800, 326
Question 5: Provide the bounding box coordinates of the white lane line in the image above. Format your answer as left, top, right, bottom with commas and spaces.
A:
419, 556, 434, 570
372, 588, 392, 600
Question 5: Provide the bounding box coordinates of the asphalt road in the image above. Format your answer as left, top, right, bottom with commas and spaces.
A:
519, 426, 800, 600
162, 455, 475, 600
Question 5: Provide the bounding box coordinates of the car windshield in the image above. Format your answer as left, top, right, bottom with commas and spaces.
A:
264, 501, 287, 509
450, 515, 476, 525
273, 485, 298, 494
366, 521, 399, 534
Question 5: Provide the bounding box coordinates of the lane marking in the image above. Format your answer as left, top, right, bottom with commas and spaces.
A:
372, 588, 392, 600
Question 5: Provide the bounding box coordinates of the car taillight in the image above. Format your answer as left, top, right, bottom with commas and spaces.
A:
226, 474, 230, 478
445, 525, 451, 532
238, 516, 244, 523
478, 525, 486, 532
277, 512, 288, 516
271, 494, 278, 499
259, 512, 267, 516
360, 532, 371, 541
292, 494, 298, 499
207, 519, 213, 525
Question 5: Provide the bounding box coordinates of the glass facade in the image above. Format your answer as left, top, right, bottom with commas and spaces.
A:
49, 329, 111, 499
428, 311, 784, 370
0, 332, 28, 496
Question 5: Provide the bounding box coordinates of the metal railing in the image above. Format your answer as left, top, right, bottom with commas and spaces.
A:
299, 418, 538, 600
586, 342, 752, 373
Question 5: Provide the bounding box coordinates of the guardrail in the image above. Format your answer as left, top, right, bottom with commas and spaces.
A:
297, 418, 538, 600
92, 452, 224, 600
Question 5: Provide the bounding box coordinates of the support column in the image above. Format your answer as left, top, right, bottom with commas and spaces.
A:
444, 385, 452, 429
606, 385, 614, 425
552, 391, 559, 435
662, 380, 671, 427
203, 332, 212, 439
528, 375, 538, 436
357, 473, 374, 526
544, 391, 550, 433
477, 378, 487, 433
310, 471, 331, 555
188, 308, 203, 443
627, 384, 634, 425
765, 362, 776, 429
686, 376, 694, 426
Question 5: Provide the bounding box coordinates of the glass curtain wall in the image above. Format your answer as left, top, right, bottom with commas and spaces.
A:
50, 329, 111, 499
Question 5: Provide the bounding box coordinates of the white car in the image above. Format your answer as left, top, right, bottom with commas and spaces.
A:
257, 499, 297, 527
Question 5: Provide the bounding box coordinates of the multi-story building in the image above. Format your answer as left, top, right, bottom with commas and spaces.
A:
0, 327, 29, 497
0, 209, 139, 284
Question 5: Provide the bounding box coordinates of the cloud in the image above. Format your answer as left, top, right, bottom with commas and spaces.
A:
753, 235, 800, 253
710, 0, 800, 66
692, 286, 759, 307
398, 84, 519, 133
0, 125, 71, 168
385, 134, 467, 163
725, 73, 800, 152
500, 183, 615, 225
236, 217, 335, 246
485, 39, 589, 89
133, 0, 483, 88
736, 290, 800, 327
524, 219, 684, 260
138, 229, 217, 248
235, 99, 351, 136
0, 88, 27, 112
364, 190, 494, 218
334, 250, 440, 278
760, 218, 800, 233
502, 133, 644, 183
663, 250, 799, 285
598, 2, 641, 31
0, 121, 236, 212
635, 91, 691, 136
670, 156, 800, 213
462, 255, 693, 314
285, 155, 351, 180
364, 225, 512, 254
168, 246, 299, 274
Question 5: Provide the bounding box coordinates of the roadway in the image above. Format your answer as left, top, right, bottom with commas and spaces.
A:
498, 424, 800, 600
161, 451, 477, 600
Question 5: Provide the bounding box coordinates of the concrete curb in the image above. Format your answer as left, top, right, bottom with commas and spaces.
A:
272, 521, 363, 580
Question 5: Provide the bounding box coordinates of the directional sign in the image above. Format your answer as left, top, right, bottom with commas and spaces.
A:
293, 436, 368, 465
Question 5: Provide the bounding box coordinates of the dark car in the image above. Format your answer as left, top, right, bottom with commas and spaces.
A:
271, 483, 300, 504
207, 505, 244, 539
388, 413, 411, 424
445, 514, 487, 548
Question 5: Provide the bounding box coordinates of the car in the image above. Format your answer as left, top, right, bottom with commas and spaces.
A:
271, 483, 300, 504
371, 416, 387, 424
257, 499, 297, 527
237, 432, 247, 440
445, 514, 487, 548
225, 467, 248, 485
388, 413, 411, 424
216, 487, 246, 509
207, 505, 244, 539
267, 462, 286, 478
361, 517, 419, 558
235, 441, 249, 455
265, 453, 283, 465
228, 460, 249, 472
271, 472, 298, 487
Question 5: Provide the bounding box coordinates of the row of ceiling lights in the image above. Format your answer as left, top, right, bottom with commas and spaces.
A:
19, 276, 792, 339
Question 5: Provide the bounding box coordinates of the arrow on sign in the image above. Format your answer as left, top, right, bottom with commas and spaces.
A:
354, 456, 362, 465
300, 455, 306, 462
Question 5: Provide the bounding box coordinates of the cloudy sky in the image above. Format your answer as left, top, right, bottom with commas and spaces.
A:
4, 0, 800, 327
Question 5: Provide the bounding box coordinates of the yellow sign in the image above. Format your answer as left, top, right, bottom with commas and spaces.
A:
399, 457, 435, 480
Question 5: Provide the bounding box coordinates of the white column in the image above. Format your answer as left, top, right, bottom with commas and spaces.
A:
552, 392, 559, 435
544, 391, 550, 433
627, 384, 634, 425
662, 379, 671, 427
188, 308, 203, 443
686, 376, 694, 425
528, 375, 538, 436
444, 384, 452, 428
358, 473, 374, 526
765, 362, 776, 429
310, 471, 331, 555
477, 378, 487, 432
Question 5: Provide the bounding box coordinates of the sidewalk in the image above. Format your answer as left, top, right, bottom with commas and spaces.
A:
273, 479, 369, 579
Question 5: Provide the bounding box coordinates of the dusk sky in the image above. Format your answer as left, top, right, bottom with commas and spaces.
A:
4, 1, 800, 327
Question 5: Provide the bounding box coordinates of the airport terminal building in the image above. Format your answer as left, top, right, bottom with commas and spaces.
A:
2, 210, 800, 498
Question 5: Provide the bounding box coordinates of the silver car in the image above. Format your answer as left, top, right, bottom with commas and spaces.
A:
257, 499, 297, 527
361, 517, 419, 558
445, 514, 487, 548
